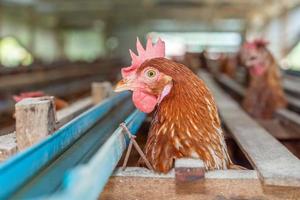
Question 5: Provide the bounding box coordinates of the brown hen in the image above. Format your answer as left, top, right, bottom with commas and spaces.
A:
241, 40, 287, 119
115, 38, 233, 173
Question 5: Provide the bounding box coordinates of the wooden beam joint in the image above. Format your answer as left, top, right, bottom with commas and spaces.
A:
175, 158, 205, 182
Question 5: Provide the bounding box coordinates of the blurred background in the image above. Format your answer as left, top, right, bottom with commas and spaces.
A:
0, 0, 300, 133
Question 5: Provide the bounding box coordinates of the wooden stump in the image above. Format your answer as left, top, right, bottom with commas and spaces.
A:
91, 82, 113, 104
15, 97, 56, 151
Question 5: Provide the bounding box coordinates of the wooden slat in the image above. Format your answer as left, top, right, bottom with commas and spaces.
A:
276, 109, 300, 127
113, 167, 258, 179
276, 109, 300, 136
200, 71, 300, 187
283, 76, 300, 97
217, 74, 246, 97
286, 95, 300, 113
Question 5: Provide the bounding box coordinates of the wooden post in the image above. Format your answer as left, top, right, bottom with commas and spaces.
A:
175, 158, 205, 182
15, 97, 56, 151
91, 82, 113, 105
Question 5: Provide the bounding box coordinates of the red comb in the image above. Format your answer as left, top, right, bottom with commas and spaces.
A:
244, 39, 269, 49
121, 37, 165, 78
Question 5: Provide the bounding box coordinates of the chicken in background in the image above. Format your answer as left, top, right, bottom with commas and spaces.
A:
218, 54, 237, 79
199, 50, 209, 70
114, 37, 235, 173
183, 52, 201, 73
13, 91, 69, 111
241, 39, 287, 119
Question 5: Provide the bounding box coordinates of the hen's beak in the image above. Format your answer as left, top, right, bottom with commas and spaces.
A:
114, 79, 132, 92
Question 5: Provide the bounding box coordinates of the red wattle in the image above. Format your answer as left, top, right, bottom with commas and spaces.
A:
250, 64, 266, 76
132, 91, 158, 113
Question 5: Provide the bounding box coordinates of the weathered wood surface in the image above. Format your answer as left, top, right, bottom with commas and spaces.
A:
92, 82, 113, 105
0, 133, 17, 162
101, 176, 300, 200
287, 95, 300, 113
15, 97, 56, 151
113, 167, 258, 179
257, 119, 300, 140
200, 71, 300, 187
283, 75, 300, 97
175, 158, 205, 182
276, 109, 300, 137
217, 74, 246, 97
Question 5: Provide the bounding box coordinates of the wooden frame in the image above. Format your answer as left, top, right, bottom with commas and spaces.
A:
200, 71, 300, 187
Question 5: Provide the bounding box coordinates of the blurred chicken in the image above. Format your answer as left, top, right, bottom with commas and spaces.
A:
241, 40, 287, 119
115, 38, 233, 173
218, 54, 237, 78
13, 91, 68, 111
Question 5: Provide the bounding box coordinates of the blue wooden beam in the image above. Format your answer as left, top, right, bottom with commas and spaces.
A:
0, 92, 129, 199
44, 110, 146, 200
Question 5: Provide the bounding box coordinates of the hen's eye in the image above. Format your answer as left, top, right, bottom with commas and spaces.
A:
145, 69, 157, 78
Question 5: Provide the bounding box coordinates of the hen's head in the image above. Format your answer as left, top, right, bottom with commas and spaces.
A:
114, 37, 173, 113
241, 39, 271, 76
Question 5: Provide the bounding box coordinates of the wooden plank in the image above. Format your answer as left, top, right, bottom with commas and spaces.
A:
101, 176, 300, 200
287, 95, 300, 113
113, 167, 258, 179
200, 71, 300, 187
283, 76, 300, 97
257, 119, 300, 140
45, 110, 146, 200
276, 109, 300, 128
217, 74, 246, 97
276, 109, 300, 137
0, 92, 129, 199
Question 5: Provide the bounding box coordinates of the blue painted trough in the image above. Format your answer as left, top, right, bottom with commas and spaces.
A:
0, 92, 146, 200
